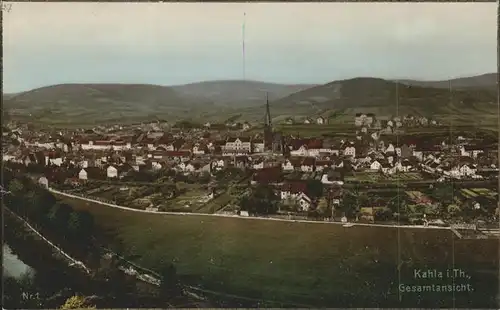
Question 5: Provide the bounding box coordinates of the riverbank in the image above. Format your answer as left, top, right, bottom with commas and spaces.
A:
3, 209, 95, 308
58, 191, 500, 308
4, 205, 211, 308
3, 243, 34, 279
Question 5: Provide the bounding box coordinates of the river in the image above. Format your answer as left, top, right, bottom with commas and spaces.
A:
3, 243, 35, 279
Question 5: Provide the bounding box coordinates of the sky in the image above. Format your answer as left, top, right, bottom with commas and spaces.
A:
3, 2, 497, 93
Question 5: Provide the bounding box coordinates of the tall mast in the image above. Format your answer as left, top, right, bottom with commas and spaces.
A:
242, 12, 246, 81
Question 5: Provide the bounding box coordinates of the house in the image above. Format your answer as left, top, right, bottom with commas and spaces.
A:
38, 176, 49, 188
321, 171, 344, 185
316, 116, 327, 125
282, 159, 296, 172
107, 165, 118, 178
252, 139, 265, 153
239, 210, 250, 217
400, 144, 413, 158
280, 181, 307, 200
78, 169, 88, 180
381, 162, 395, 174
385, 143, 395, 154
284, 118, 294, 125
303, 118, 313, 124
370, 160, 381, 171
344, 145, 356, 158
211, 159, 225, 171
242, 122, 251, 131
365, 113, 375, 126
224, 137, 252, 153
355, 113, 366, 127
395, 160, 411, 172
200, 163, 211, 173
290, 144, 309, 157
165, 151, 191, 161
49, 157, 64, 167
315, 160, 331, 172
151, 161, 163, 171
184, 162, 197, 172
192, 144, 206, 155
300, 157, 315, 172
252, 160, 265, 170
296, 193, 313, 212
461, 145, 484, 159
233, 156, 250, 169
459, 164, 476, 177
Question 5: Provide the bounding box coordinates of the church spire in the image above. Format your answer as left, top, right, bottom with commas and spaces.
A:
265, 92, 271, 127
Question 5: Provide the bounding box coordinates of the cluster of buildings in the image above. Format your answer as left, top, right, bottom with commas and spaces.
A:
2, 100, 497, 215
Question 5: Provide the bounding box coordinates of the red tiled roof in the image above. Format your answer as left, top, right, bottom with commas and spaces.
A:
301, 157, 315, 166
253, 166, 283, 184
282, 180, 307, 194
307, 138, 323, 149
94, 140, 112, 146
290, 139, 308, 151
165, 151, 191, 157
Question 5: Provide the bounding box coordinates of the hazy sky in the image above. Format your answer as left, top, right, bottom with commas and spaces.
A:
3, 2, 496, 92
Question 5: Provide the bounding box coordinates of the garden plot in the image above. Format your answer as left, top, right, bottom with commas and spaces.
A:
385, 172, 423, 181
405, 191, 433, 204
346, 172, 425, 183
460, 188, 498, 200
159, 187, 212, 212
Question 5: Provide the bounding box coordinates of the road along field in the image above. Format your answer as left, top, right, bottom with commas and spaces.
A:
58, 194, 499, 308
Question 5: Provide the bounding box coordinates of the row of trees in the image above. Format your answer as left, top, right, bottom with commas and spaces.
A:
5, 175, 96, 249
2, 168, 186, 307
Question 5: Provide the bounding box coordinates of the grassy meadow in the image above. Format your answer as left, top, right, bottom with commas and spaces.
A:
59, 195, 499, 308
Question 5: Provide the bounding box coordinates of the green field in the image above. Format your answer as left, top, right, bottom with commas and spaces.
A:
58, 195, 499, 308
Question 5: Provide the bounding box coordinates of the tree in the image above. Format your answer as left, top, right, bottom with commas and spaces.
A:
8, 179, 24, 196
306, 179, 323, 199
247, 184, 279, 215
432, 183, 455, 205
158, 263, 182, 300
282, 197, 299, 213
68, 211, 83, 238
34, 189, 57, 217
341, 188, 365, 219
374, 207, 393, 222
387, 194, 407, 213
2, 275, 23, 308
60, 295, 95, 309
198, 171, 211, 184
93, 256, 136, 299
47, 203, 73, 233
160, 184, 177, 198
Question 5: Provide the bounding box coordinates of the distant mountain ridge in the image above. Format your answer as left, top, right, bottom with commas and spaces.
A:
2, 81, 317, 125
397, 73, 497, 90
170, 80, 316, 107
3, 74, 496, 126
234, 75, 497, 124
